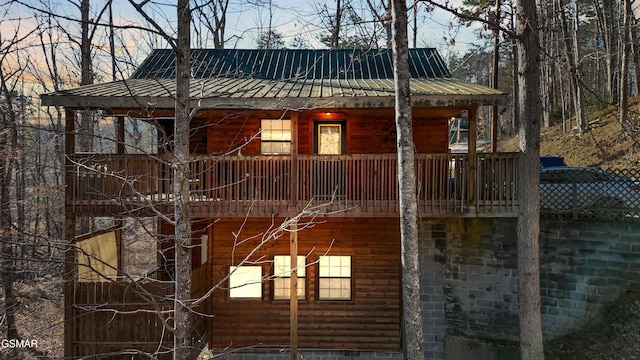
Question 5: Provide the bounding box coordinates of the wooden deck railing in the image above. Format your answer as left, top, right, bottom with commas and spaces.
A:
67, 153, 520, 217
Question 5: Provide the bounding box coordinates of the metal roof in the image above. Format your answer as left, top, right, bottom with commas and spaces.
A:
131, 48, 452, 80
41, 49, 507, 110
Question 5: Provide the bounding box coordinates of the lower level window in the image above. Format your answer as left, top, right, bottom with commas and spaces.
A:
229, 266, 262, 299
318, 255, 352, 300
273, 255, 306, 300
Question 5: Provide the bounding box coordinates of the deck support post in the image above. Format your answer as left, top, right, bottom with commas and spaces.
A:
64, 108, 76, 358
290, 221, 298, 360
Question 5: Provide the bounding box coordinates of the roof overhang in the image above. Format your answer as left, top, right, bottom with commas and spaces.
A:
41, 77, 507, 110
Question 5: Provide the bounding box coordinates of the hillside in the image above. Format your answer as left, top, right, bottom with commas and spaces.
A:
498, 98, 640, 169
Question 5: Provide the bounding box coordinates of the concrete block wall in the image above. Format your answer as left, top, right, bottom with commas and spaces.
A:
440, 218, 520, 342
419, 217, 640, 360
538, 219, 640, 338
418, 220, 449, 359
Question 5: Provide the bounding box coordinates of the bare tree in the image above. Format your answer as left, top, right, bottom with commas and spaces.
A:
192, 0, 230, 48
515, 0, 544, 358
390, 0, 424, 358
558, 0, 585, 134
173, 0, 193, 358
619, 0, 632, 127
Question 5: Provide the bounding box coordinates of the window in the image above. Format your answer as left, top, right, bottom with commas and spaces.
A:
229, 266, 262, 299
273, 255, 306, 300
318, 255, 352, 300
261, 119, 291, 154
314, 121, 346, 155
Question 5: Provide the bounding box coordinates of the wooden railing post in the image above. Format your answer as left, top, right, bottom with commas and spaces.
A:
468, 108, 477, 211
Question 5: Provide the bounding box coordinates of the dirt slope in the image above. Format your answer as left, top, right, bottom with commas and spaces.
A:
545, 290, 640, 360
498, 99, 640, 169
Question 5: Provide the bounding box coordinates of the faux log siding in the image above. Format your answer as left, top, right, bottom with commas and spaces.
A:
209, 218, 402, 351
202, 109, 452, 156
190, 118, 209, 154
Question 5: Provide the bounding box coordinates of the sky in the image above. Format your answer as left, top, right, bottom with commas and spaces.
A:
0, 0, 485, 95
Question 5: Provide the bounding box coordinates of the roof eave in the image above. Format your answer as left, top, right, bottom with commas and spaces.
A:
41, 93, 507, 111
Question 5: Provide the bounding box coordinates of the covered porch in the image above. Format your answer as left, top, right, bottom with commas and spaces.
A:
66, 152, 519, 218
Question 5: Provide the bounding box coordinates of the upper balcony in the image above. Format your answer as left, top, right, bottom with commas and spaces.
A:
66, 152, 519, 218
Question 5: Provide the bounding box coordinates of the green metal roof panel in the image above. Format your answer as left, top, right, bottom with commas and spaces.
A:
130, 49, 452, 80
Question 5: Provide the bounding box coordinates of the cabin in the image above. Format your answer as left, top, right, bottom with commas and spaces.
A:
41, 48, 513, 359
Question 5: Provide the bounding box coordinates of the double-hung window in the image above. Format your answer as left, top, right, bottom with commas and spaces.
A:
261, 119, 291, 154
273, 255, 306, 300
318, 255, 352, 300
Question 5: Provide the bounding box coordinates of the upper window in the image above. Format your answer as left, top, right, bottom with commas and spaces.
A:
273, 255, 306, 300
318, 255, 352, 300
229, 265, 262, 299
261, 119, 291, 154
314, 121, 346, 155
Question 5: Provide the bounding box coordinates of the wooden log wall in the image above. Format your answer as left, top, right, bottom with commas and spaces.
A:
208, 217, 402, 351
202, 108, 456, 156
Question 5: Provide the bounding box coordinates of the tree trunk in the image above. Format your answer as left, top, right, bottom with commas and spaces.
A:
632, 16, 640, 97
173, 0, 193, 359
559, 0, 584, 134
78, 0, 94, 152
332, 0, 342, 48
491, 0, 500, 149
390, 1, 424, 359
571, 1, 585, 133
619, 0, 631, 126
515, 0, 544, 359
540, 0, 553, 128
594, 0, 619, 104
0, 71, 19, 342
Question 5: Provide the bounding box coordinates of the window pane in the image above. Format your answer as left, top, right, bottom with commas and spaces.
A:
318, 124, 342, 155
261, 119, 292, 141
261, 119, 292, 154
319, 255, 350, 277
318, 256, 352, 300
274, 255, 306, 277
274, 278, 306, 300
229, 266, 262, 299
319, 278, 351, 300
273, 255, 306, 300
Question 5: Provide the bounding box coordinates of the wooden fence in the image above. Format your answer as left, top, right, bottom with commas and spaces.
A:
70, 281, 174, 359
69, 278, 209, 359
